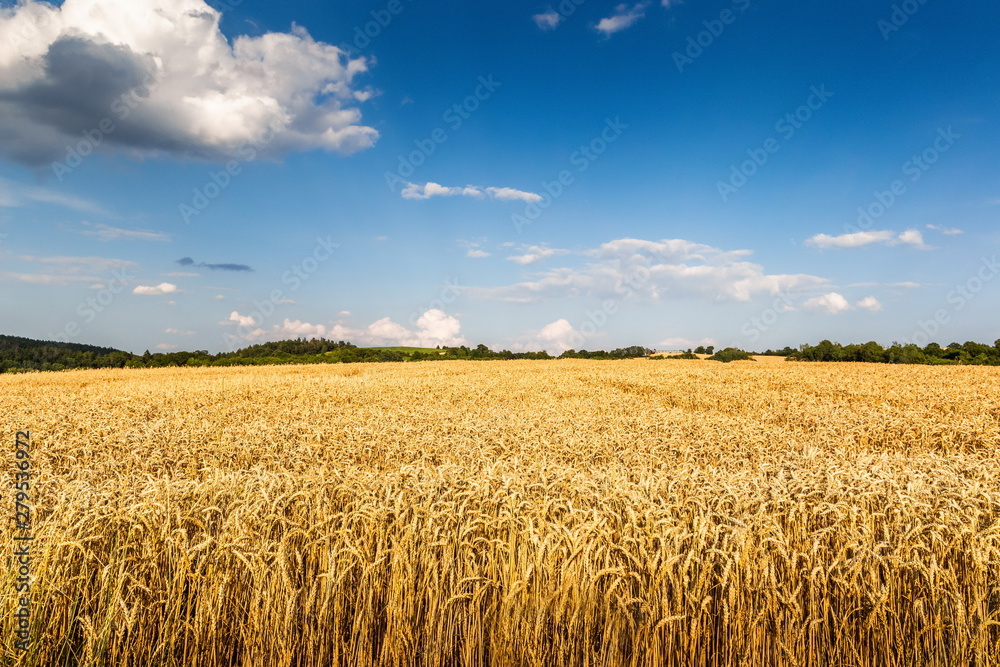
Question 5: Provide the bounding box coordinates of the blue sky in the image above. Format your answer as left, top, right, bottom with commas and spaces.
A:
0, 0, 997, 354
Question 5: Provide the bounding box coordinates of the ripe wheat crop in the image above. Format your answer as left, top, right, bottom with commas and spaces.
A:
2, 360, 999, 666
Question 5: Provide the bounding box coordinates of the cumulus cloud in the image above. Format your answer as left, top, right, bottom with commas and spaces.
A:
227, 309, 468, 348
469, 237, 826, 304
0, 0, 378, 166
467, 249, 491, 258
533, 10, 562, 30
401, 182, 542, 203
804, 292, 851, 315
596, 3, 649, 36
133, 282, 177, 295
511, 319, 583, 355
805, 229, 928, 249
856, 296, 883, 312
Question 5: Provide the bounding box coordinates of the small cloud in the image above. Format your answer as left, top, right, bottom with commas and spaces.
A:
596, 3, 649, 36
506, 244, 569, 265
805, 231, 895, 249
165, 272, 199, 278
533, 10, 562, 30
176, 257, 252, 271
484, 187, 543, 203
926, 224, 963, 235
133, 283, 178, 296
856, 296, 882, 312
226, 311, 256, 327
338, 310, 351, 317
165, 328, 196, 335
156, 343, 179, 351
895, 229, 928, 248
374, 235, 388, 241
805, 229, 928, 249
80, 222, 169, 242
215, 294, 225, 300
804, 292, 851, 315
467, 249, 491, 258
401, 182, 541, 203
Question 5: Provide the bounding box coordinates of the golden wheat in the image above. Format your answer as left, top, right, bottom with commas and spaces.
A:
2, 360, 999, 666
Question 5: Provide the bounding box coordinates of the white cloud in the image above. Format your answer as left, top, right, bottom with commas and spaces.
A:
79, 222, 169, 241
805, 231, 895, 249
511, 319, 582, 355
231, 309, 468, 348
804, 292, 851, 315
133, 282, 177, 295
484, 187, 543, 203
805, 229, 929, 249
0, 0, 378, 166
227, 311, 256, 327
156, 343, 178, 350
165, 272, 199, 278
533, 10, 562, 30
470, 237, 826, 304
401, 182, 542, 203
165, 328, 195, 335
506, 245, 569, 265
926, 224, 963, 235
658, 336, 716, 350
466, 249, 491, 258
856, 296, 882, 312
895, 229, 928, 248
596, 3, 649, 36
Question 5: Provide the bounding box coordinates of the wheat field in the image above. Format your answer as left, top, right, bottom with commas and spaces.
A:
2, 360, 999, 666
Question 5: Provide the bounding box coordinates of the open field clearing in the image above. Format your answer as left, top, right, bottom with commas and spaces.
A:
3, 360, 1000, 666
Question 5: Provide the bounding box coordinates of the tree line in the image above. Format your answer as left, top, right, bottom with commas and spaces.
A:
3, 333, 999, 373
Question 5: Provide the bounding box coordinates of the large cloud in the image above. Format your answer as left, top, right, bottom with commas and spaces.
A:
227, 309, 468, 348
468, 237, 827, 303
0, 0, 378, 166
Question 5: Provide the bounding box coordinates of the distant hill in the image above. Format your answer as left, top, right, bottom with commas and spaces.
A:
0, 334, 127, 356
0, 334, 134, 372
